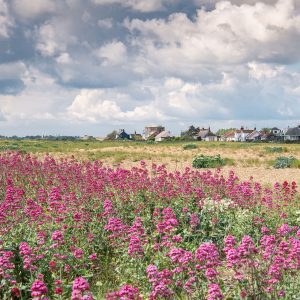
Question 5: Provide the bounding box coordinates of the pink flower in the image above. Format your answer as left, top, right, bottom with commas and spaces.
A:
89, 253, 97, 261
51, 230, 64, 244
73, 248, 84, 259
205, 268, 218, 281
277, 223, 291, 236
72, 277, 94, 300
128, 235, 144, 257
31, 280, 48, 299
195, 242, 220, 269
106, 284, 142, 299
207, 283, 223, 300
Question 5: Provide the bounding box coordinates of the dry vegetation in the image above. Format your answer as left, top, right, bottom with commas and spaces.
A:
1, 140, 300, 186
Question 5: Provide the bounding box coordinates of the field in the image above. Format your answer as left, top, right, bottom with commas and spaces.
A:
0, 140, 300, 299
1, 139, 300, 185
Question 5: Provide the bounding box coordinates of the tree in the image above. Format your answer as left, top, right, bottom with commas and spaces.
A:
105, 130, 117, 140
181, 125, 200, 138
215, 128, 235, 136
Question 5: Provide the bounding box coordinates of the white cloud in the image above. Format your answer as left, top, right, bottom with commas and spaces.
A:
12, 0, 58, 20
97, 18, 113, 28
94, 41, 127, 66
0, 0, 14, 38
1, 0, 300, 135
92, 0, 168, 12
35, 20, 77, 57
125, 0, 300, 71
67, 88, 171, 123
0, 67, 77, 121
0, 61, 27, 79
248, 62, 284, 80
66, 76, 236, 124
56, 52, 72, 64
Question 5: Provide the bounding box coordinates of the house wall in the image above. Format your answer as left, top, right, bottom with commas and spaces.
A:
285, 135, 300, 141
204, 136, 218, 142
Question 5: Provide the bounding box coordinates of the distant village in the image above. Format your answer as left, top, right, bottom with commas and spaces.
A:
2, 124, 300, 142
96, 124, 300, 142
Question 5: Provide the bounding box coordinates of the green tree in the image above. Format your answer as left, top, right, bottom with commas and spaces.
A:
105, 130, 117, 140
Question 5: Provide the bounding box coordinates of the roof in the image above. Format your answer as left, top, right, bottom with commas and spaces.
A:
235, 129, 254, 133
222, 130, 235, 138
145, 125, 164, 129
147, 131, 160, 139
155, 130, 171, 139
246, 130, 261, 139
285, 127, 300, 136
196, 129, 216, 138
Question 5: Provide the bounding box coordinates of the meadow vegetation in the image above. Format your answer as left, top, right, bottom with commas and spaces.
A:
0, 140, 300, 299
0, 152, 300, 299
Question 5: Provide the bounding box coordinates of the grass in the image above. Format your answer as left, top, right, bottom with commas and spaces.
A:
0, 139, 300, 168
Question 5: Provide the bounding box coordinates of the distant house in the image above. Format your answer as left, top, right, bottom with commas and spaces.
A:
144, 125, 165, 140
155, 130, 171, 142
220, 130, 235, 142
271, 127, 281, 136
116, 129, 130, 140
246, 130, 262, 142
130, 132, 143, 141
260, 127, 283, 142
81, 135, 95, 140
195, 127, 218, 141
234, 127, 255, 142
283, 126, 300, 141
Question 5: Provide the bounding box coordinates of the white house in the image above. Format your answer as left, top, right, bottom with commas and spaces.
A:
234, 127, 255, 142
245, 130, 262, 142
220, 130, 235, 142
155, 130, 171, 142
144, 125, 165, 140
283, 126, 300, 141
195, 128, 218, 141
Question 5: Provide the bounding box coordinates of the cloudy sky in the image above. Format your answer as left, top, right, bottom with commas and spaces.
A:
0, 0, 300, 136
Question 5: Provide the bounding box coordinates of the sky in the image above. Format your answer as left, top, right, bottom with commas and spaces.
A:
0, 0, 300, 136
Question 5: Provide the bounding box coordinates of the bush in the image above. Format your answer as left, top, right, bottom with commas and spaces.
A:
146, 140, 155, 144
273, 156, 296, 169
183, 143, 198, 150
192, 154, 225, 168
265, 146, 286, 153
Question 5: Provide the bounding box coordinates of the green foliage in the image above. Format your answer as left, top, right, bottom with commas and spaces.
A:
265, 146, 286, 153
223, 157, 235, 166
273, 156, 296, 169
192, 154, 225, 168
146, 140, 155, 144
215, 128, 235, 136
291, 159, 300, 168
181, 125, 200, 138
105, 130, 118, 140
183, 143, 198, 150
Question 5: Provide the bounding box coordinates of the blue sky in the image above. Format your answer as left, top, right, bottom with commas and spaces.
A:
0, 0, 300, 136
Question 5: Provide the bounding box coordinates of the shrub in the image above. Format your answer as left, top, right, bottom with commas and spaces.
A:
146, 140, 155, 144
183, 143, 198, 150
273, 156, 296, 169
265, 146, 286, 153
192, 154, 225, 168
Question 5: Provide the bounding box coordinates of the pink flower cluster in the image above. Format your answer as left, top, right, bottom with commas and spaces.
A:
72, 277, 94, 300
106, 284, 142, 300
